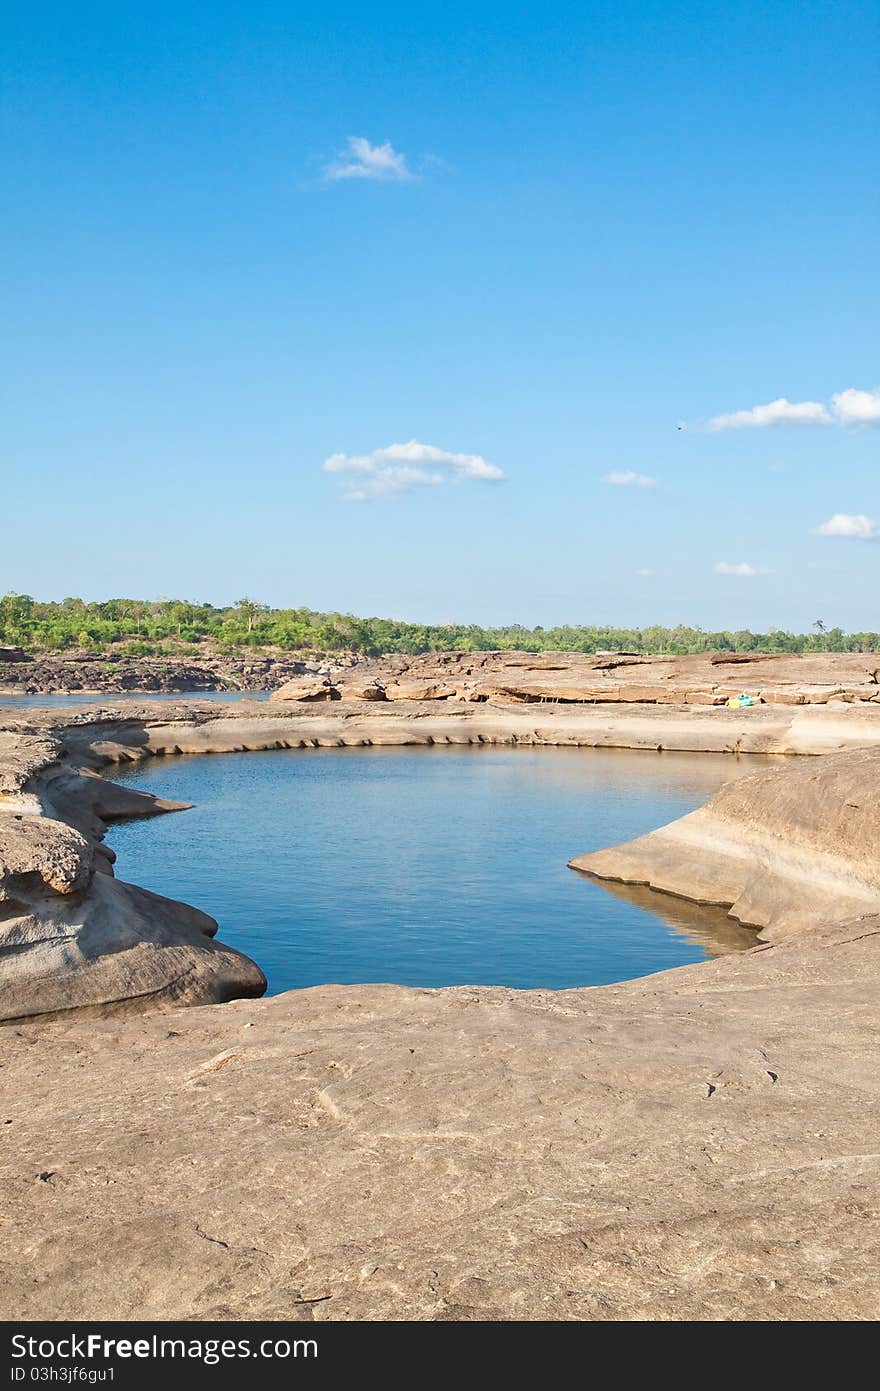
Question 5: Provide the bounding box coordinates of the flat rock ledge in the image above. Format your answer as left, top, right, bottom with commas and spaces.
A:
1, 920, 878, 1320
270, 648, 880, 707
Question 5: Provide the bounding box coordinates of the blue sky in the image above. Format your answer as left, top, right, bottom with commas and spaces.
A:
3, 1, 878, 629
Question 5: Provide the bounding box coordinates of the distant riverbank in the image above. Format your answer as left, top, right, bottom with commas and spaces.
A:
6, 645, 880, 705
0, 650, 312, 697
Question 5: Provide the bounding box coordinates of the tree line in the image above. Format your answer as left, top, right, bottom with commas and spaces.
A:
1, 593, 876, 658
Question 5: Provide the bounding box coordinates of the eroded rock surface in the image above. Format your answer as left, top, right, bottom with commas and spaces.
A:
5, 647, 880, 704
572, 747, 880, 937
0, 652, 310, 696
269, 650, 880, 707
1, 918, 877, 1320
0, 720, 266, 1022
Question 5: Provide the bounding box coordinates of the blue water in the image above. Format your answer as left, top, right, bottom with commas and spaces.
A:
107, 746, 755, 993
0, 690, 270, 708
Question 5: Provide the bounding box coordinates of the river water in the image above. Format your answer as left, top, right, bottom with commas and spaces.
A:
0, 690, 270, 708
107, 745, 757, 994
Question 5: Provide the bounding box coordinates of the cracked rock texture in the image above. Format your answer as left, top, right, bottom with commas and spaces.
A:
0, 918, 877, 1320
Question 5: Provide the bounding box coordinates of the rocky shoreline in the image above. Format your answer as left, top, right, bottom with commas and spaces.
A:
0, 650, 320, 696
3, 694, 880, 1022
1, 683, 879, 1319
573, 747, 880, 938
6, 645, 880, 703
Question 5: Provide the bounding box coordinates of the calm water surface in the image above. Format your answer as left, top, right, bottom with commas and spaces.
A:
107, 746, 757, 993
0, 691, 269, 708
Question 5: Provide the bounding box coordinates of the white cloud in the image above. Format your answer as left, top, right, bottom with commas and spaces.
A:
707, 397, 831, 432
815, 512, 879, 540
323, 440, 505, 500
714, 561, 767, 577
323, 136, 413, 182
604, 470, 658, 488
706, 385, 880, 432
341, 467, 444, 502
635, 567, 653, 577
831, 387, 880, 426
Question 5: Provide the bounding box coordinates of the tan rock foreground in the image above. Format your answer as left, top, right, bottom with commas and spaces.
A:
1, 685, 879, 1319
1, 919, 878, 1320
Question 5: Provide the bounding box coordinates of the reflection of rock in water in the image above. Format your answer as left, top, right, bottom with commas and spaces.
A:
572, 745, 880, 939
575, 874, 758, 957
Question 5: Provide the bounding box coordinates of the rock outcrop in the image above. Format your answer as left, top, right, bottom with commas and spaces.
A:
0, 651, 312, 697
269, 676, 341, 702
7, 647, 880, 704
260, 649, 880, 709
571, 747, 880, 937
47, 698, 880, 761
0, 861, 266, 1022
0, 729, 265, 1022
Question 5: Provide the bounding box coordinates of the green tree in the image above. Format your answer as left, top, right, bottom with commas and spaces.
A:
234, 597, 267, 633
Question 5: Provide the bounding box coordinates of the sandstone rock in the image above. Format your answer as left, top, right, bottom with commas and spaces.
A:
588, 654, 650, 670
0, 726, 266, 1021
0, 731, 61, 795
0, 812, 94, 900
572, 745, 880, 937
383, 681, 456, 701
6, 647, 880, 705
0, 919, 877, 1320
684, 690, 728, 705
0, 869, 266, 1023
759, 690, 806, 705
0, 796, 266, 1023
328, 650, 880, 708
270, 677, 340, 703
709, 651, 778, 665
339, 682, 387, 701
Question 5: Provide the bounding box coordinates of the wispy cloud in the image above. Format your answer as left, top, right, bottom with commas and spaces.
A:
831, 387, 880, 426
815, 513, 879, 540
323, 440, 505, 501
714, 561, 768, 577
323, 136, 413, 183
603, 470, 657, 489
707, 398, 831, 432
706, 385, 880, 432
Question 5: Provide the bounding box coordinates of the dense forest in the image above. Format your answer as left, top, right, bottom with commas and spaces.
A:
0, 593, 876, 657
